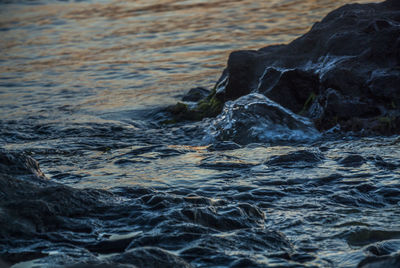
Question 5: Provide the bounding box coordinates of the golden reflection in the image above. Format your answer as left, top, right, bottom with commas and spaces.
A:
0, 0, 375, 115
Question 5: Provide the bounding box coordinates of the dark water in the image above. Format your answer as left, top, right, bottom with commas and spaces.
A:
2, 0, 400, 267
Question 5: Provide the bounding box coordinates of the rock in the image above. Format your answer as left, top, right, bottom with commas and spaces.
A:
338, 154, 366, 167
211, 0, 400, 135
0, 149, 46, 178
258, 68, 320, 114
0, 151, 296, 267
205, 93, 320, 145
372, 156, 399, 170
0, 151, 194, 268
222, 50, 266, 101
182, 87, 210, 102
321, 89, 380, 120
165, 89, 223, 123
109, 247, 192, 268
0, 150, 113, 264
166, 0, 400, 136
265, 150, 324, 167
358, 253, 400, 268
365, 239, 400, 256
345, 228, 400, 247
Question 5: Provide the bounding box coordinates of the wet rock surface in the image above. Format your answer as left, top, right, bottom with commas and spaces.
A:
265, 149, 324, 167
202, 0, 400, 135
337, 154, 366, 167
1, 135, 400, 268
2, 1, 400, 268
206, 93, 320, 144
0, 150, 298, 267
358, 253, 400, 268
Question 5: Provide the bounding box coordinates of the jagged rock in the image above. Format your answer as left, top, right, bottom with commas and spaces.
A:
0, 150, 113, 264
213, 0, 400, 135
165, 0, 400, 136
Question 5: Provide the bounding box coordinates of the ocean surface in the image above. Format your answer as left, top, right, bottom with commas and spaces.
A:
2, 0, 400, 267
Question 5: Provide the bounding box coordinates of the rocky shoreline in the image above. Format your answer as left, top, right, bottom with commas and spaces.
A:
1, 147, 400, 267
2, 1, 400, 267
0, 150, 195, 267
168, 0, 400, 136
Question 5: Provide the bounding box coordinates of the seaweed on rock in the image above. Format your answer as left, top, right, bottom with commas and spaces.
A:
167, 0, 400, 136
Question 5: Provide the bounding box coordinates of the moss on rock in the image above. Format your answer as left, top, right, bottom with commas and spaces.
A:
166, 89, 224, 123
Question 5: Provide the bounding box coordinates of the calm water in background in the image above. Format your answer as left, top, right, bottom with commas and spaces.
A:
2, 1, 400, 267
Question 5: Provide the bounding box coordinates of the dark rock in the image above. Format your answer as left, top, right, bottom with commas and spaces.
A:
0, 149, 46, 178
222, 50, 266, 101
338, 154, 366, 167
265, 149, 324, 167
165, 0, 400, 136
320, 89, 380, 120
345, 228, 400, 247
372, 156, 399, 170
0, 151, 298, 267
358, 253, 400, 268
321, 65, 367, 98
0, 150, 113, 264
313, 88, 382, 131
206, 93, 320, 144
365, 239, 400, 256
259, 69, 320, 114
182, 87, 210, 102
210, 0, 400, 135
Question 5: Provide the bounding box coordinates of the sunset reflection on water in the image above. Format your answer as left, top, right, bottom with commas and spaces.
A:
0, 0, 374, 118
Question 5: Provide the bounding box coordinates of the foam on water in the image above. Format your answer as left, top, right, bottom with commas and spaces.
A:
204, 93, 320, 144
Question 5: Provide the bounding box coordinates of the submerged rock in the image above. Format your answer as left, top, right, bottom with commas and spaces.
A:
205, 93, 320, 144
265, 149, 324, 167
338, 154, 366, 167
